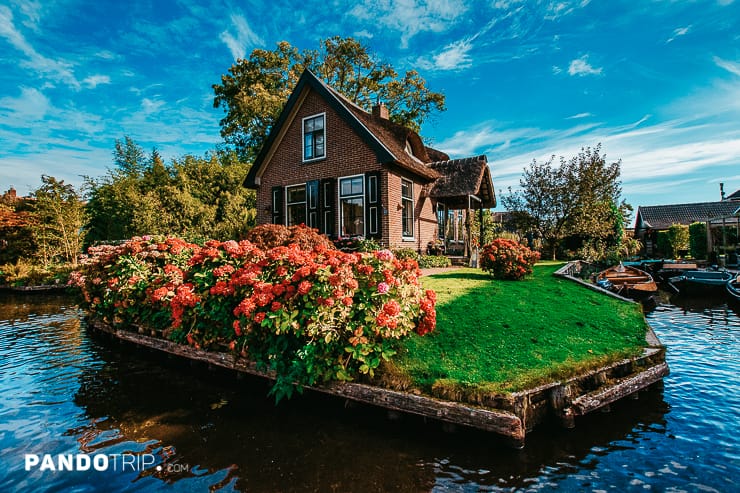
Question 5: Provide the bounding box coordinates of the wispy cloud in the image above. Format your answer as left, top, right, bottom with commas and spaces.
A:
0, 5, 80, 89
82, 75, 111, 89
348, 0, 467, 49
0, 86, 49, 122
666, 25, 690, 43
713, 56, 740, 77
430, 39, 473, 70
220, 13, 263, 60
568, 54, 602, 76
567, 112, 593, 119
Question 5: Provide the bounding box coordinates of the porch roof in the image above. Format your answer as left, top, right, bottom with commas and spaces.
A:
427, 155, 496, 209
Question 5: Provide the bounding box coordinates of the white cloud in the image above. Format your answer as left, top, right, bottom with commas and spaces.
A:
713, 56, 740, 77
568, 54, 602, 76
431, 39, 473, 70
348, 0, 467, 48
666, 25, 690, 43
0, 5, 80, 89
0, 86, 49, 122
566, 112, 593, 119
219, 13, 263, 60
353, 29, 373, 39
82, 75, 111, 89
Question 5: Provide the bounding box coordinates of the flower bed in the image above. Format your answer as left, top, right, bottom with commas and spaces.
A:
71, 233, 436, 400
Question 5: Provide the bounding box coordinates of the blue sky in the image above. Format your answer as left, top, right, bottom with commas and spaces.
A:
1, 0, 739, 212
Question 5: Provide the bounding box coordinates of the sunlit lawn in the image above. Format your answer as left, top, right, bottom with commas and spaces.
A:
387, 263, 649, 398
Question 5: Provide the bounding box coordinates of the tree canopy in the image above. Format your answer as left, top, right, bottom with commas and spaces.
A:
501, 145, 630, 260
84, 137, 256, 245
213, 36, 446, 161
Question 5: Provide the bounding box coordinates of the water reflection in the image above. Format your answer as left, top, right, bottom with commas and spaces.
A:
71, 322, 671, 491
1, 292, 738, 492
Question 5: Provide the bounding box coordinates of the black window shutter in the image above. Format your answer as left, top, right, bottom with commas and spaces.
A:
271, 186, 284, 225
319, 178, 335, 237
365, 172, 381, 240
306, 180, 319, 230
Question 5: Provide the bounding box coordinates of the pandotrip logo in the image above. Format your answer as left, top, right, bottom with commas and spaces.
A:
24, 453, 189, 473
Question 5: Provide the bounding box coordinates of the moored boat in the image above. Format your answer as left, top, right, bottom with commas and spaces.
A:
727, 274, 740, 302
668, 270, 735, 294
595, 263, 658, 297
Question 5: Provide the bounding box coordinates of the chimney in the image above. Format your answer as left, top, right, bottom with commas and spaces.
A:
371, 103, 389, 120
720, 182, 726, 201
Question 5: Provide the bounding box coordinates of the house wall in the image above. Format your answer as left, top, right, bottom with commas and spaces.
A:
384, 169, 438, 252
255, 87, 438, 250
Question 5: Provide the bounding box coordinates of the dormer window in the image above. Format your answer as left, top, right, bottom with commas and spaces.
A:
303, 113, 325, 161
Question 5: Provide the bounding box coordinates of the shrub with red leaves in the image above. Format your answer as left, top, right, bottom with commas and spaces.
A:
245, 224, 335, 251
480, 238, 540, 280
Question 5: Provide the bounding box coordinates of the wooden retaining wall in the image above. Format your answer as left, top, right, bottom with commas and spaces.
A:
87, 317, 668, 448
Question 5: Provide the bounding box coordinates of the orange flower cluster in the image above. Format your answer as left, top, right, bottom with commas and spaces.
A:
72, 228, 437, 399
480, 238, 540, 280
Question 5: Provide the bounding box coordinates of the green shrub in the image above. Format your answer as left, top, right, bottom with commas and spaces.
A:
392, 248, 419, 261
689, 222, 707, 259
480, 238, 540, 280
417, 255, 451, 268
72, 238, 437, 401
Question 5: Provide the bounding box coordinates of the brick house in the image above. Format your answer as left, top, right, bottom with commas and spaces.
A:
244, 69, 495, 254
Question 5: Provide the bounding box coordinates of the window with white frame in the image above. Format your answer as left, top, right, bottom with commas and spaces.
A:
339, 175, 364, 237
286, 184, 306, 226
401, 179, 414, 238
303, 114, 325, 161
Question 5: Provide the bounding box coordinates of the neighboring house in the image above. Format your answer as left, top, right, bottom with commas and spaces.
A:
634, 190, 740, 256
244, 69, 495, 254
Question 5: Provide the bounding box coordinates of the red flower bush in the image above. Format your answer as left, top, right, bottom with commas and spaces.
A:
480, 238, 540, 280
73, 234, 436, 400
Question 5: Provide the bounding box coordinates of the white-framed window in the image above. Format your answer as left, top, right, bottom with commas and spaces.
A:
401, 179, 414, 238
339, 175, 364, 237
302, 113, 325, 161
286, 184, 306, 226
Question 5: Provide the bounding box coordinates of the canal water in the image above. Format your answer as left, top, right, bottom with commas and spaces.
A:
0, 292, 738, 492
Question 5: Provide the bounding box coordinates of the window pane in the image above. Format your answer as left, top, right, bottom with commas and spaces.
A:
401, 180, 411, 199
304, 134, 313, 159
313, 116, 324, 130
287, 203, 306, 226
350, 177, 363, 195
287, 185, 306, 203
315, 143, 324, 157
342, 197, 364, 236
403, 200, 413, 237
305, 119, 314, 132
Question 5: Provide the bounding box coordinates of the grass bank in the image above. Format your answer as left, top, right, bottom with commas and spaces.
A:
380, 262, 649, 401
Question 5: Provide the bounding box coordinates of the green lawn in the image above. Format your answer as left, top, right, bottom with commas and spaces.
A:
382, 263, 649, 400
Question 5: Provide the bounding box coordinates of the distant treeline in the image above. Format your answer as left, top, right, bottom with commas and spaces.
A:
1, 136, 256, 268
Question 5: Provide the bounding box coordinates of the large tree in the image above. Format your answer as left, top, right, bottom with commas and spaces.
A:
31, 175, 87, 266
501, 145, 629, 260
213, 37, 446, 161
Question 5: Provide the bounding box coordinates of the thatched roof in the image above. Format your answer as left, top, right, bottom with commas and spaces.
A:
427, 155, 496, 208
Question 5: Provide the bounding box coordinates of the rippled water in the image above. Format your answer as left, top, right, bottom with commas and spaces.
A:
0, 292, 738, 492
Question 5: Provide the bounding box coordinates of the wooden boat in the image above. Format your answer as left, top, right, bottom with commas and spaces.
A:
595, 263, 658, 297
668, 270, 734, 293
727, 274, 740, 302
